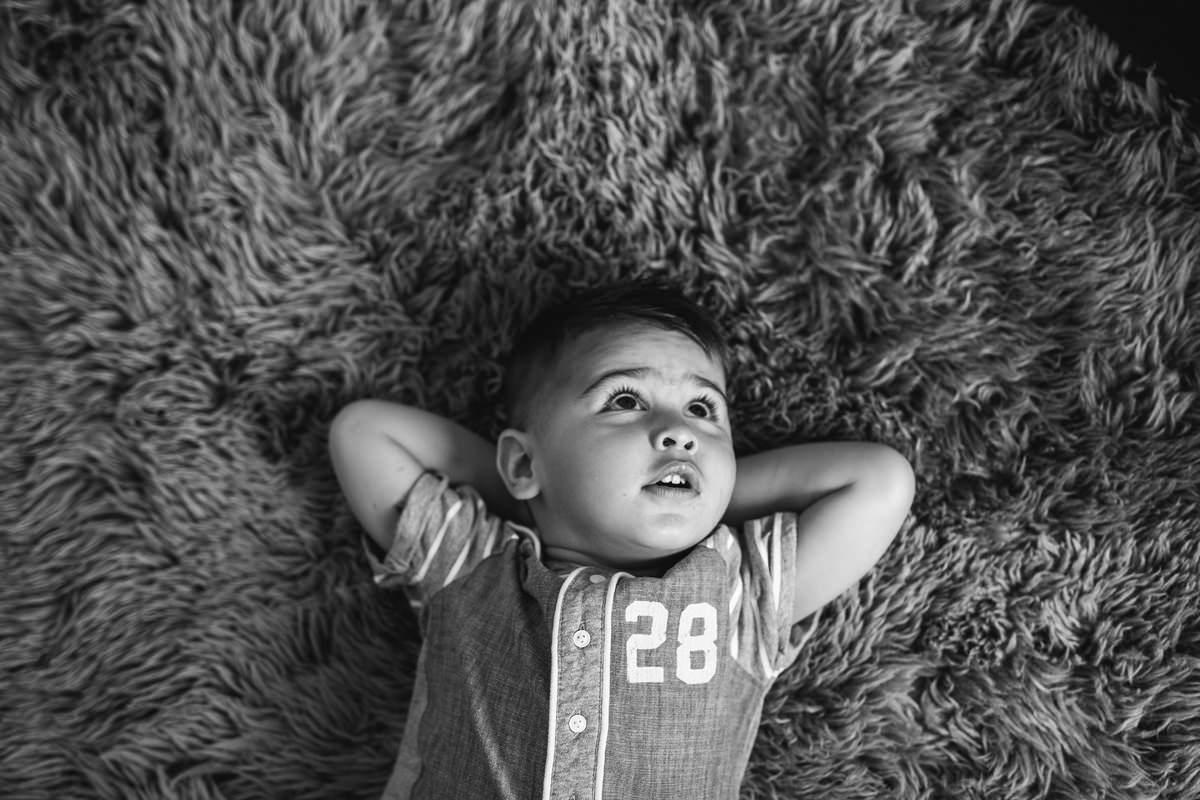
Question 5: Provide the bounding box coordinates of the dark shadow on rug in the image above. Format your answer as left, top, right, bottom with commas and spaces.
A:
2, 0, 1198, 797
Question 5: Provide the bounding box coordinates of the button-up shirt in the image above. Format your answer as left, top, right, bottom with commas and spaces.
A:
366, 472, 818, 799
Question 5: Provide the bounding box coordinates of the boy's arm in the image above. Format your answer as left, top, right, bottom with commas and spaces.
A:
723, 442, 915, 622
328, 399, 521, 551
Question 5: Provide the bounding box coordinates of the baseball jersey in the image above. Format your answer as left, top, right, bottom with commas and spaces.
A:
365, 471, 819, 800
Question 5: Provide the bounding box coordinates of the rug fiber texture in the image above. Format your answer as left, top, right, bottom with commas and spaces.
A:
3, 0, 1200, 798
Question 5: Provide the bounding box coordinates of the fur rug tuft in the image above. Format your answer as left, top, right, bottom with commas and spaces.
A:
3, 0, 1199, 797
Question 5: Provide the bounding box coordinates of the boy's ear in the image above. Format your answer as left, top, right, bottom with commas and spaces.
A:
496, 428, 540, 500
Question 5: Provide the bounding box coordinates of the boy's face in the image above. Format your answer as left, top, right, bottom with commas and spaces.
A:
504, 324, 736, 573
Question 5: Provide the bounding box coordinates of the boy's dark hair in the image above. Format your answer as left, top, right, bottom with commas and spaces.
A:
501, 279, 730, 430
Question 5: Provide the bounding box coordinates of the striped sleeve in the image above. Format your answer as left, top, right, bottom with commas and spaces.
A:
364, 471, 515, 627
727, 512, 820, 679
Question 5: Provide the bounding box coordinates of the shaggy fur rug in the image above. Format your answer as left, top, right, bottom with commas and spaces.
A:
3, 0, 1199, 797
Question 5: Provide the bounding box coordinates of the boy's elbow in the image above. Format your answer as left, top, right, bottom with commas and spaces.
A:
871, 445, 916, 532
882, 446, 916, 503
329, 400, 374, 443
327, 400, 425, 552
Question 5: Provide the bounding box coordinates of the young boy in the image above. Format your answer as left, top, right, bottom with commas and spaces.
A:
329, 280, 915, 800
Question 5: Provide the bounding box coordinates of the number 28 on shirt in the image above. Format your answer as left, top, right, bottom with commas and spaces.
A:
624, 601, 718, 685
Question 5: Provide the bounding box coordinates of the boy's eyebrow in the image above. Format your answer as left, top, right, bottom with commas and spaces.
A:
579, 367, 728, 404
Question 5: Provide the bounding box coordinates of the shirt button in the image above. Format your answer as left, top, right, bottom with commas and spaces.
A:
572, 629, 591, 648
568, 714, 587, 734
589, 574, 605, 584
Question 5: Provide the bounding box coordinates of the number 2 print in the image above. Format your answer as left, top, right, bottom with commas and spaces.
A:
624, 601, 718, 685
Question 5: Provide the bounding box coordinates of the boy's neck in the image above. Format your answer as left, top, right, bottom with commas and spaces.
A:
540, 542, 686, 579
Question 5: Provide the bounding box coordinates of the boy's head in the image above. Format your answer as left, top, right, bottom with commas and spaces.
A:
501, 280, 731, 429
496, 280, 737, 575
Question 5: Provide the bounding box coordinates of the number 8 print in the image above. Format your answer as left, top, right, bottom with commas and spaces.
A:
625, 601, 718, 685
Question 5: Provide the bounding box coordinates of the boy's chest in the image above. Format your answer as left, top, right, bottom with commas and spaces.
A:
551, 571, 767, 766
420, 556, 769, 796
429, 554, 759, 694
552, 566, 744, 691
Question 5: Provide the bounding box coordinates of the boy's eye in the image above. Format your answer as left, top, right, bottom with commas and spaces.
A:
689, 396, 722, 421
610, 392, 641, 410
603, 386, 643, 411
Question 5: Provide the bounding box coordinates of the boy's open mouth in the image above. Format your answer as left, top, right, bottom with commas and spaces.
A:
643, 481, 699, 498
643, 461, 701, 496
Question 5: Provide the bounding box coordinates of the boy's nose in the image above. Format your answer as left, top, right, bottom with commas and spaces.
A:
655, 425, 696, 451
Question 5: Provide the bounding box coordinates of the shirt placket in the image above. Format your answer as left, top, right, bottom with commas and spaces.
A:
546, 571, 610, 800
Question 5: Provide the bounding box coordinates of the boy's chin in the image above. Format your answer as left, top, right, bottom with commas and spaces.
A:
637, 503, 722, 532
627, 522, 715, 557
